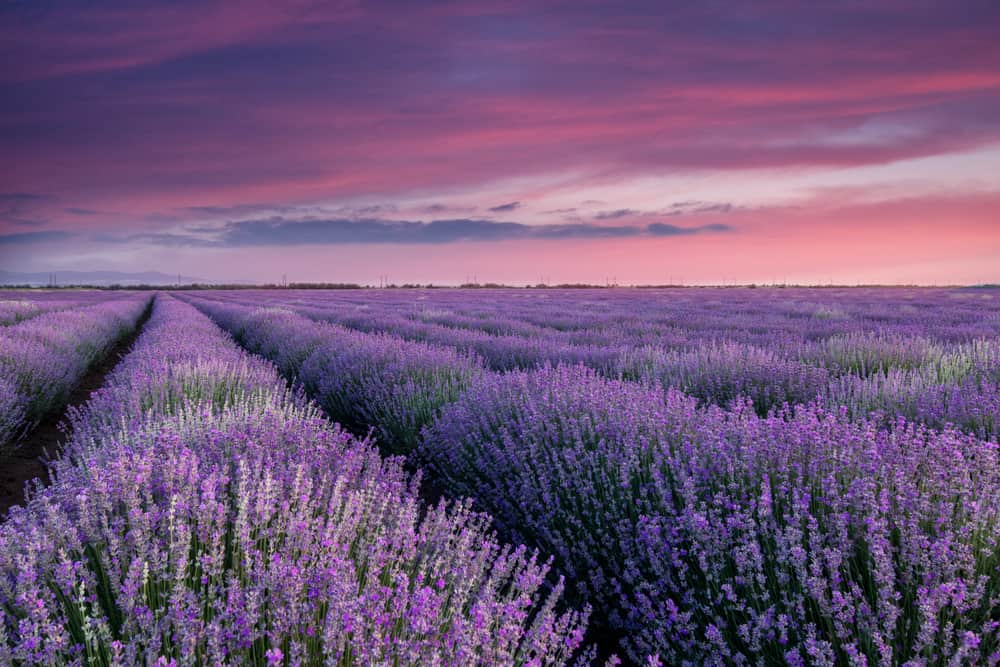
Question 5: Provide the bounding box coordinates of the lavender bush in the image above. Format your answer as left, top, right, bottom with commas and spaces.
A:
0, 300, 43, 326
422, 364, 1000, 663
0, 296, 589, 665
0, 295, 150, 450
617, 341, 829, 415
0, 376, 24, 448
0, 296, 98, 327
185, 297, 486, 455
829, 368, 1000, 441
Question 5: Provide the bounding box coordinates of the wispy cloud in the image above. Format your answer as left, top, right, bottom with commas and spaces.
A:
1, 192, 52, 228
0, 230, 71, 245
594, 209, 639, 220
488, 201, 521, 213
646, 223, 733, 236
124, 232, 221, 248
590, 202, 736, 221
218, 217, 641, 245
665, 201, 735, 216
0, 193, 48, 203
117, 217, 734, 247
3, 218, 49, 227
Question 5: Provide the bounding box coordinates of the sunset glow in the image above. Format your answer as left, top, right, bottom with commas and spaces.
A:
2, 1, 998, 284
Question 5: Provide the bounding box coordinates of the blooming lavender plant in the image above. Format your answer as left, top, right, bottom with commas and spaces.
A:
0, 376, 24, 448
617, 341, 829, 415
185, 297, 486, 455
0, 300, 42, 326
1, 296, 589, 666
0, 295, 103, 327
829, 368, 1000, 440
0, 295, 150, 450
422, 364, 1000, 663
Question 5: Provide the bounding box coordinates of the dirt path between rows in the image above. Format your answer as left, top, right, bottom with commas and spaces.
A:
0, 302, 153, 518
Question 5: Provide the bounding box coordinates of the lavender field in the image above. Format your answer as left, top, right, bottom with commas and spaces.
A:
2, 287, 999, 665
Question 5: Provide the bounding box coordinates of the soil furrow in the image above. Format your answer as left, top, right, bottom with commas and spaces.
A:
0, 301, 154, 517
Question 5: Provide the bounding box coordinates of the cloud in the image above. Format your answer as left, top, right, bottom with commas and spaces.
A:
4, 218, 49, 227
419, 203, 479, 214
665, 201, 736, 216
0, 230, 71, 244
696, 203, 734, 214
217, 217, 621, 245
351, 204, 397, 216
488, 201, 521, 212
590, 203, 735, 221
123, 216, 731, 247
1, 192, 52, 227
3, 2, 999, 225
0, 193, 48, 203
124, 232, 221, 248
646, 222, 733, 236
176, 202, 306, 218
594, 209, 640, 219
90, 229, 221, 248
533, 224, 640, 239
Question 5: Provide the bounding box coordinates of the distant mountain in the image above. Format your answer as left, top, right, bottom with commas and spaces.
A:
0, 270, 208, 286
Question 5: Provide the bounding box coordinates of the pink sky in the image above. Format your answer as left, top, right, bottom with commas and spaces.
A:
1, 1, 998, 284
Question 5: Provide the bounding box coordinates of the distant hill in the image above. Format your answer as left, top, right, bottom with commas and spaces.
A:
0, 270, 207, 286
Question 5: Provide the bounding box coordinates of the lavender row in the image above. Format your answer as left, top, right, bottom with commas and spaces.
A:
424, 366, 1000, 662
189, 290, 1000, 438
0, 300, 59, 327
181, 298, 487, 455
185, 295, 1000, 663
0, 291, 120, 327
622, 338, 1000, 440
326, 307, 999, 438
191, 287, 1000, 348
182, 288, 1000, 355
0, 295, 150, 450
0, 295, 589, 665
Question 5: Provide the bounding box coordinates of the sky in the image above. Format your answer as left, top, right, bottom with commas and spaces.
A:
1, 0, 999, 285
